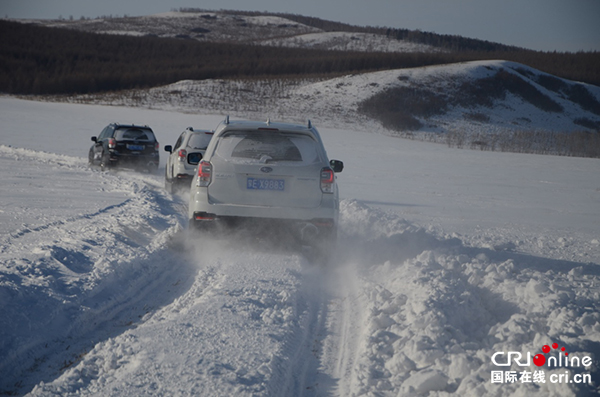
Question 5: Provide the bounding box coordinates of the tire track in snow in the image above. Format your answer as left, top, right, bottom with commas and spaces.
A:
266, 256, 368, 397
267, 265, 330, 396
33, 243, 312, 396
322, 262, 366, 397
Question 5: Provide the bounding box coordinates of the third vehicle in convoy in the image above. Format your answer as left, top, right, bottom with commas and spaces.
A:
89, 123, 159, 172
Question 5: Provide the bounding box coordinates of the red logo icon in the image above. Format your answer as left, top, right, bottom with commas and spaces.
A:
534, 343, 568, 367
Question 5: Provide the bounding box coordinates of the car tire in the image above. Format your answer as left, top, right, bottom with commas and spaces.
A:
311, 227, 337, 266
165, 167, 174, 194
99, 152, 108, 171
147, 163, 158, 174
100, 151, 115, 172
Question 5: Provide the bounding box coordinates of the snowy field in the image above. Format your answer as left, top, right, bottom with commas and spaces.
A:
1, 95, 599, 396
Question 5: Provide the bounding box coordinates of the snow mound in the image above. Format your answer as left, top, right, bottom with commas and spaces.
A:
334, 200, 600, 396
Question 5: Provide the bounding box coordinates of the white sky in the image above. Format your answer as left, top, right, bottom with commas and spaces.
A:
2, 0, 599, 52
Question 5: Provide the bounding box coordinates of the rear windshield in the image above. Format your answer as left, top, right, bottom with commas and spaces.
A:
187, 133, 213, 150
215, 131, 320, 164
114, 128, 156, 142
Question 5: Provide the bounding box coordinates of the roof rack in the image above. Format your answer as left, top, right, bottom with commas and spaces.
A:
224, 115, 230, 124
112, 122, 149, 128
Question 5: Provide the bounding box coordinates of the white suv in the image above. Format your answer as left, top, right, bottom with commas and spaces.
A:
164, 127, 214, 192
188, 117, 343, 260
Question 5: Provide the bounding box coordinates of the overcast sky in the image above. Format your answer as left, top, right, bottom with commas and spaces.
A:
2, 0, 599, 52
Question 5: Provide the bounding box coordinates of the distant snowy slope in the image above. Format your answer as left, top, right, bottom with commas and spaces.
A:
294, 60, 600, 136
25, 10, 441, 53
62, 60, 600, 149
258, 31, 441, 53
28, 11, 318, 43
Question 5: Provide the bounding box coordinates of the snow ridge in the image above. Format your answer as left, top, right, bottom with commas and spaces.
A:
0, 145, 187, 394
334, 200, 600, 396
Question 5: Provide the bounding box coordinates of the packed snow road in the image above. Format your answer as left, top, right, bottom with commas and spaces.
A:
1, 97, 600, 396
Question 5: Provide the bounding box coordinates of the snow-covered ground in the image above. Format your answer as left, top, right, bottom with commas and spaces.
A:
1, 95, 599, 396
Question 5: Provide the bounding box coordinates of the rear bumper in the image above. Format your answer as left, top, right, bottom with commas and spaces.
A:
189, 196, 337, 223
174, 173, 193, 185
109, 152, 159, 168
188, 183, 339, 242
190, 212, 336, 242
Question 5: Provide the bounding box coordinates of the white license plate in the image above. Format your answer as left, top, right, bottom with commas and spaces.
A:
127, 144, 144, 151
247, 177, 284, 191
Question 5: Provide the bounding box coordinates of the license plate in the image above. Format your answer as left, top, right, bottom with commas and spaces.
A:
127, 144, 144, 151
247, 177, 284, 191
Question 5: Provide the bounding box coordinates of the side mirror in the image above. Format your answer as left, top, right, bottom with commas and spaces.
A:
330, 159, 344, 173
164, 145, 172, 153
187, 152, 203, 165
91, 136, 97, 142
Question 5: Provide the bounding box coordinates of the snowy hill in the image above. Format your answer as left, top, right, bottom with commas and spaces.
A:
1, 95, 599, 396
27, 10, 441, 53
61, 59, 600, 156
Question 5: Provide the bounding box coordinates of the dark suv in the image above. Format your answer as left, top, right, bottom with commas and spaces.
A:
89, 123, 159, 172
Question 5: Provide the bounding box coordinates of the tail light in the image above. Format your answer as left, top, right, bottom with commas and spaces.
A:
197, 160, 212, 187
155, 142, 160, 150
194, 212, 216, 221
320, 167, 335, 193
108, 138, 116, 149
178, 149, 187, 161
